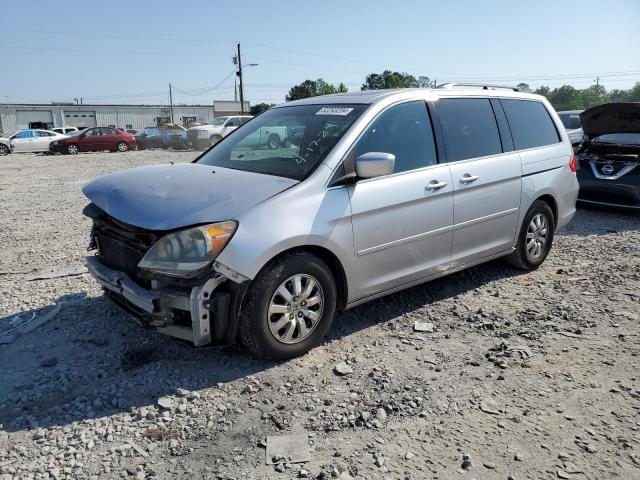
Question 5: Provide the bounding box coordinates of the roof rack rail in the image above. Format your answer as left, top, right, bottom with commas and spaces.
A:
437, 83, 520, 92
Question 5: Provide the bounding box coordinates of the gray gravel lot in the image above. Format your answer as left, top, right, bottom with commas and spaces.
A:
0, 150, 639, 479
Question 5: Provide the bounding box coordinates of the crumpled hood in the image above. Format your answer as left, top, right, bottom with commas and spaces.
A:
581, 103, 640, 138
82, 163, 297, 230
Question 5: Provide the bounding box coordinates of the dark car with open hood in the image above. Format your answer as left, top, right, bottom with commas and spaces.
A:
575, 103, 640, 211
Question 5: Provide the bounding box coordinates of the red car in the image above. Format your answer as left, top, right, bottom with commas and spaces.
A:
50, 127, 137, 154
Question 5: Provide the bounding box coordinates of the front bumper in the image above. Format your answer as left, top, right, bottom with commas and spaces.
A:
576, 160, 640, 211
86, 256, 233, 346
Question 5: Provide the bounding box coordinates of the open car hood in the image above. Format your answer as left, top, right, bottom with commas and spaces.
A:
580, 103, 640, 138
82, 163, 297, 231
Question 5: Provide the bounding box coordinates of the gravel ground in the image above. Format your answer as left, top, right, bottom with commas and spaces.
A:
0, 150, 639, 480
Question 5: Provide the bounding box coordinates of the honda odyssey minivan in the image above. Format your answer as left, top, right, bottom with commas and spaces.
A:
83, 85, 579, 359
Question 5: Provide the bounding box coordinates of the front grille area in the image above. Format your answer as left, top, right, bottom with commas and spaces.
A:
92, 214, 159, 288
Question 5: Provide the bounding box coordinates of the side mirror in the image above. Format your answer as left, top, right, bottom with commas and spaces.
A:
355, 152, 395, 179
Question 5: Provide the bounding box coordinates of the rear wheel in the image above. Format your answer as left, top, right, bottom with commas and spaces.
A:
504, 200, 555, 270
238, 252, 337, 360
67, 144, 79, 155
116, 142, 129, 152
0, 144, 9, 156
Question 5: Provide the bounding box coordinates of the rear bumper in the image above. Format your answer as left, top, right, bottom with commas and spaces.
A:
86, 256, 238, 346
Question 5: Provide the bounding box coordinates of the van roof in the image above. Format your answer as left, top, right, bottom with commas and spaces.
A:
277, 87, 546, 108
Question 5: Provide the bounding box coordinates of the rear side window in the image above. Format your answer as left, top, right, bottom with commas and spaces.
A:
501, 99, 560, 150
353, 100, 437, 174
437, 98, 502, 162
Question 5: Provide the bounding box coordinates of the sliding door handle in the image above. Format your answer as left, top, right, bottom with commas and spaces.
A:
459, 174, 479, 184
425, 180, 448, 191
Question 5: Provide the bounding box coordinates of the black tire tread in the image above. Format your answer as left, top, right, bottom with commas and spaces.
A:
504, 200, 555, 270
238, 251, 336, 359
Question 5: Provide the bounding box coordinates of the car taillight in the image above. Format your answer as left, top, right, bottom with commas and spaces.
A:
569, 154, 577, 173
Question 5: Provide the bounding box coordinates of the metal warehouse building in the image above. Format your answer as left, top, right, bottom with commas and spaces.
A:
0, 100, 250, 133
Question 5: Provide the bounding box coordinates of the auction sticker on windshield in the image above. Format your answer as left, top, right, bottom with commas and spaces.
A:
315, 107, 354, 116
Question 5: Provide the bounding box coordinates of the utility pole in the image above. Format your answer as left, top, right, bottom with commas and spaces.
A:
169, 82, 174, 123
236, 43, 244, 115
595, 76, 600, 88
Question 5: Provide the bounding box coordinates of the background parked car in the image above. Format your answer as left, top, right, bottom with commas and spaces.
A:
186, 115, 253, 150
0, 129, 69, 155
51, 127, 79, 135
135, 125, 187, 150
575, 103, 640, 211
50, 127, 136, 154
557, 110, 584, 145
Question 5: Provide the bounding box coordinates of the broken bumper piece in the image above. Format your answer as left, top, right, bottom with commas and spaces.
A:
85, 256, 228, 347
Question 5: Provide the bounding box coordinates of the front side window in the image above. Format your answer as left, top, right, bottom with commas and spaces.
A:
197, 104, 367, 180
352, 101, 437, 174
501, 99, 560, 150
437, 98, 502, 162
225, 118, 239, 127
36, 131, 54, 137
85, 128, 99, 136
15, 131, 34, 139
212, 117, 228, 126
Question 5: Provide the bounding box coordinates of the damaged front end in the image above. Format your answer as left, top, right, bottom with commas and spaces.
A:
84, 203, 249, 346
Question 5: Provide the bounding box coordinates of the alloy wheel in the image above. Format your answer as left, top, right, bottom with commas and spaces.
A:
526, 213, 549, 260
267, 274, 324, 344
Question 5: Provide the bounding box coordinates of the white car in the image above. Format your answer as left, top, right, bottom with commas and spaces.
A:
51, 127, 79, 135
557, 110, 584, 145
187, 115, 253, 150
0, 129, 69, 155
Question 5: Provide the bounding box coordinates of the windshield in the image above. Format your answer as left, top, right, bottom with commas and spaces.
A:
196, 104, 367, 180
593, 133, 640, 145
558, 113, 582, 130
69, 129, 86, 137
212, 117, 229, 126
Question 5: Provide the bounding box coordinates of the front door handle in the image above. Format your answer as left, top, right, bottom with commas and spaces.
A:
425, 180, 448, 191
459, 174, 479, 184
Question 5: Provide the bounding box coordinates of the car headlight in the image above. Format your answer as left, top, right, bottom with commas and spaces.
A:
138, 221, 237, 277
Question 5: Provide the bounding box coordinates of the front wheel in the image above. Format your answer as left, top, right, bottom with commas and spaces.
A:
504, 200, 555, 270
0, 144, 9, 156
116, 142, 129, 152
66, 144, 79, 155
238, 252, 337, 360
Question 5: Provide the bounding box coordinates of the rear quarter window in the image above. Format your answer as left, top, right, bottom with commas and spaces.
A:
501, 99, 560, 150
437, 98, 503, 162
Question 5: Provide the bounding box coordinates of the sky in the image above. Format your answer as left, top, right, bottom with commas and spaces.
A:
1, 0, 639, 106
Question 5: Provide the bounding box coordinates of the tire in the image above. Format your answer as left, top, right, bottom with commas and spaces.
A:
504, 200, 555, 270
67, 144, 79, 155
238, 252, 337, 360
209, 135, 222, 148
116, 142, 129, 153
267, 134, 280, 149
0, 144, 9, 156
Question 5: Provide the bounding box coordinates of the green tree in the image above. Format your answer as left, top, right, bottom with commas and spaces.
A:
417, 76, 437, 88
547, 85, 583, 111
624, 82, 640, 102
581, 84, 609, 109
533, 85, 551, 97
361, 70, 419, 90
286, 79, 348, 101
608, 89, 628, 103
516, 83, 532, 93
249, 103, 275, 115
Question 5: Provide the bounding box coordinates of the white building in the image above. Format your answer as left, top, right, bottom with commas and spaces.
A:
0, 100, 250, 133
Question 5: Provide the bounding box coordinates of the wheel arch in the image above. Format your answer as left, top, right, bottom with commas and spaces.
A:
247, 245, 349, 311
537, 194, 558, 227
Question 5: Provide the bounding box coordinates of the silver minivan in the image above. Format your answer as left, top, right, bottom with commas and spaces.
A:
83, 85, 579, 359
